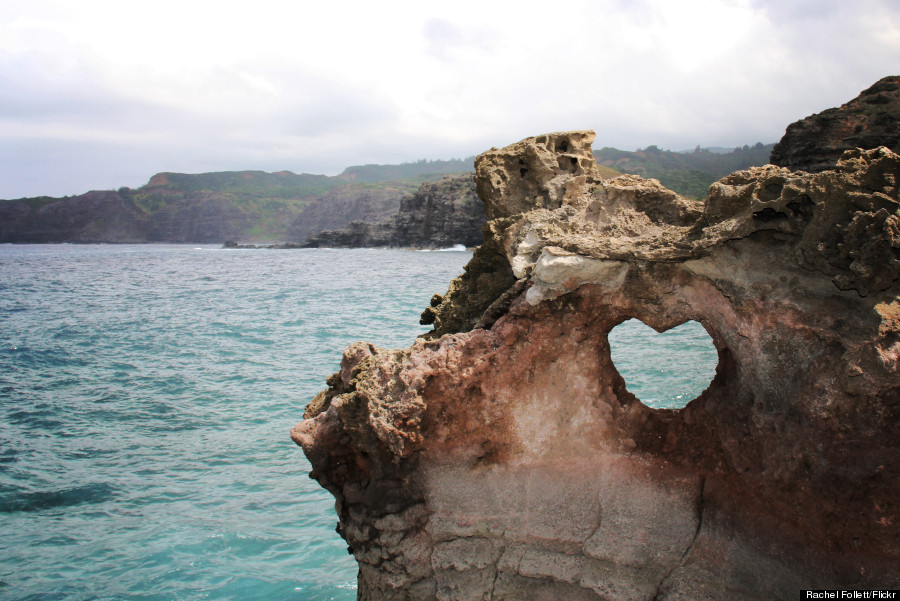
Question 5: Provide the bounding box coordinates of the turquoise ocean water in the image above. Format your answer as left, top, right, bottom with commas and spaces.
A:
0, 244, 716, 601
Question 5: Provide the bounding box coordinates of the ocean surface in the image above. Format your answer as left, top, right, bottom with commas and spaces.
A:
0, 244, 717, 601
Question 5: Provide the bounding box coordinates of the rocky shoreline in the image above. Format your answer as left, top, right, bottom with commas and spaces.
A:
293, 129, 900, 599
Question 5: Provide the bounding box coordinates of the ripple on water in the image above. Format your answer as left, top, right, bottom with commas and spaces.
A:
0, 483, 117, 513
0, 245, 471, 601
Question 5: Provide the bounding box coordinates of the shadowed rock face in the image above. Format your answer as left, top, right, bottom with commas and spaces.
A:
293, 130, 900, 600
302, 174, 485, 249
0, 191, 149, 243
770, 75, 900, 173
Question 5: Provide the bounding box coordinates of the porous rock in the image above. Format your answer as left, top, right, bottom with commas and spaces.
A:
293, 130, 900, 600
770, 75, 900, 173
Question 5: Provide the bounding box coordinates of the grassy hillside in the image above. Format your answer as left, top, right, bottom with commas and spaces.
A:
120, 171, 344, 215
338, 158, 475, 182
143, 170, 337, 194
594, 143, 774, 199
0, 162, 477, 243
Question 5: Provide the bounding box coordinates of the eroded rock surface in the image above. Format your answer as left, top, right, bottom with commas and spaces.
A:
770, 75, 900, 173
293, 130, 900, 600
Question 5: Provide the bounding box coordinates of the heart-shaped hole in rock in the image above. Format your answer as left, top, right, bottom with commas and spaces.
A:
608, 318, 718, 409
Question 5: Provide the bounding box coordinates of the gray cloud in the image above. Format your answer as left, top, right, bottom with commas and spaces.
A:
1, 0, 899, 198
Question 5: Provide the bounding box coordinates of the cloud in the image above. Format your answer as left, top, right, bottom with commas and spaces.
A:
1, 0, 899, 198
423, 17, 497, 62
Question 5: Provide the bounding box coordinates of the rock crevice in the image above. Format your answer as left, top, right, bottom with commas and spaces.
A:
294, 129, 900, 600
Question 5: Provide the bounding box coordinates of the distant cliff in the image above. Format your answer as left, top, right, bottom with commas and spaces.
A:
302, 174, 484, 248
0, 146, 786, 245
0, 190, 145, 243
0, 161, 473, 244
285, 182, 419, 244
770, 75, 900, 172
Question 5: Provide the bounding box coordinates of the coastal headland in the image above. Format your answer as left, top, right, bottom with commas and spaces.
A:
293, 126, 900, 599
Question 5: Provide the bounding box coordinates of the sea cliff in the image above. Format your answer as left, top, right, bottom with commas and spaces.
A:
293, 130, 900, 599
0, 162, 473, 244
302, 174, 484, 249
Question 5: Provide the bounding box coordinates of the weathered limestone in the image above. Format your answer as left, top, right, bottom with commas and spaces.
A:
293, 130, 900, 600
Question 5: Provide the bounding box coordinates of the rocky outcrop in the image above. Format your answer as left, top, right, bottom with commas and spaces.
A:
293, 130, 900, 600
286, 185, 411, 244
300, 219, 396, 248
770, 75, 900, 172
393, 175, 484, 248
145, 193, 256, 242
302, 174, 484, 248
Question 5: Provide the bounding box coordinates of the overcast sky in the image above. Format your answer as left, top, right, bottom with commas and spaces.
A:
1, 0, 898, 199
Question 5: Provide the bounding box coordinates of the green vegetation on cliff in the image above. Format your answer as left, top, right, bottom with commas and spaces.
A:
594, 143, 774, 199
1, 147, 783, 244
0, 161, 476, 244
338, 158, 475, 182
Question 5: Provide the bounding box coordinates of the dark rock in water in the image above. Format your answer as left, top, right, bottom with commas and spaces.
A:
285, 185, 410, 244
301, 219, 395, 248
221, 241, 308, 250
293, 130, 900, 599
771, 75, 900, 172
222, 240, 260, 249
302, 174, 485, 248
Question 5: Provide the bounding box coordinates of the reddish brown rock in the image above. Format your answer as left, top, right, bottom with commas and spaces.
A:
770, 75, 900, 173
293, 130, 900, 600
